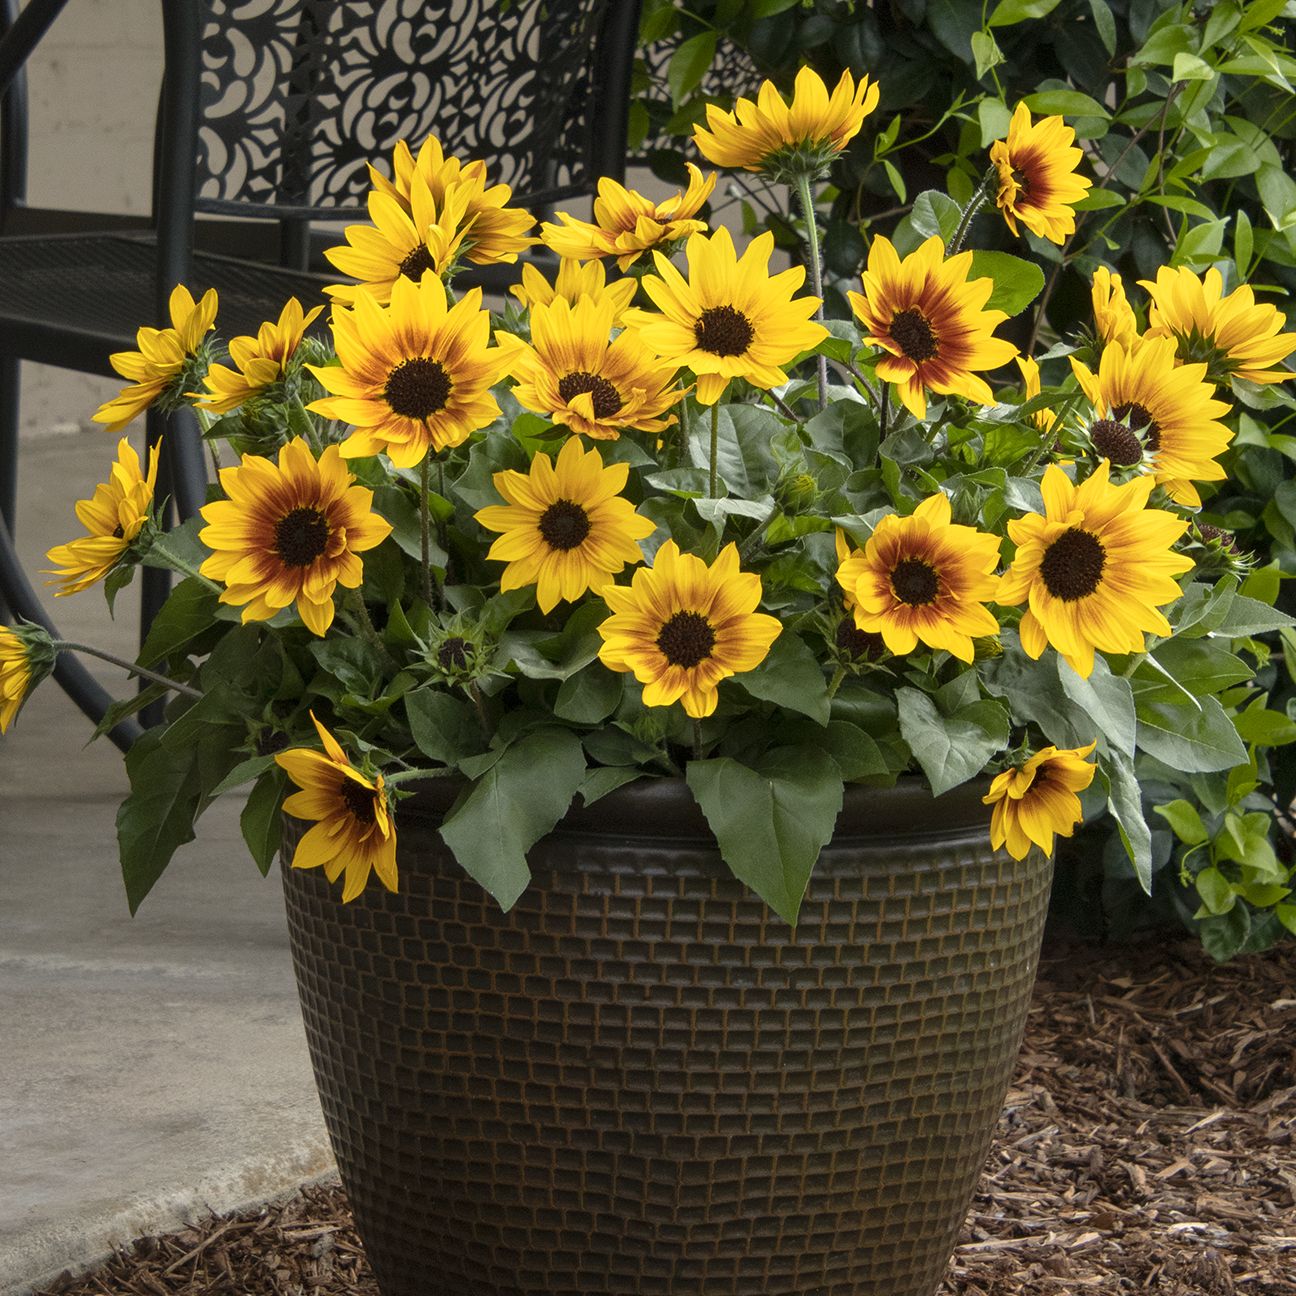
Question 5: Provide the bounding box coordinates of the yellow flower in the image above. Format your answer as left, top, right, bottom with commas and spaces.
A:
692, 67, 879, 177
199, 437, 393, 636
277, 712, 397, 903
1016, 356, 1057, 433
834, 493, 1001, 663
1070, 335, 1233, 507
997, 462, 1192, 678
598, 540, 782, 718
499, 293, 681, 441
983, 742, 1097, 860
1140, 265, 1296, 385
541, 164, 715, 271
92, 285, 218, 431
44, 437, 160, 596
308, 273, 508, 468
624, 228, 827, 406
475, 437, 655, 613
200, 298, 324, 413
0, 625, 34, 734
848, 235, 1018, 419
370, 135, 536, 266
1091, 267, 1139, 350
508, 257, 637, 322
990, 103, 1092, 244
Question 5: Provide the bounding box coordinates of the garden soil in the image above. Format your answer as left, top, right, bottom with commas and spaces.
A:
33, 937, 1296, 1296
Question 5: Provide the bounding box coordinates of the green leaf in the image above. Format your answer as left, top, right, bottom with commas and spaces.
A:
577, 766, 644, 806
1058, 657, 1135, 758
686, 747, 843, 925
1088, 0, 1117, 54
1195, 866, 1236, 915
1173, 219, 1227, 267
406, 689, 485, 767
897, 688, 1009, 796
138, 577, 220, 665
1257, 163, 1296, 232
968, 251, 1046, 316
1198, 906, 1251, 962
687, 404, 781, 497
555, 665, 624, 725
667, 31, 716, 107
1137, 639, 1253, 702
1022, 90, 1109, 118
1233, 706, 1296, 747
908, 190, 962, 244
1101, 749, 1152, 893
971, 30, 1004, 80
1135, 696, 1249, 773
1153, 798, 1209, 845
977, 97, 1012, 147
1211, 592, 1295, 635
211, 754, 276, 796
501, 600, 606, 681
438, 729, 587, 910
736, 632, 830, 724
242, 769, 287, 876
1171, 51, 1215, 82
988, 0, 1063, 25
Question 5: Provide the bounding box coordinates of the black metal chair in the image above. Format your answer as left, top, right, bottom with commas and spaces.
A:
0, 0, 641, 749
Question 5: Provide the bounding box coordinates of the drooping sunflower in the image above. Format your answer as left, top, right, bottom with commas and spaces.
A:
1015, 356, 1057, 433
1070, 335, 1233, 507
597, 540, 782, 718
1, 625, 35, 734
1091, 267, 1139, 351
848, 235, 1018, 419
92, 285, 218, 432
198, 437, 393, 636
692, 67, 879, 179
369, 135, 536, 266
474, 436, 655, 613
499, 294, 681, 441
834, 492, 1002, 663
997, 462, 1192, 679
541, 164, 715, 271
1140, 265, 1296, 385
989, 103, 1092, 244
44, 437, 160, 596
308, 273, 508, 467
200, 297, 324, 413
276, 712, 397, 903
623, 228, 827, 406
508, 257, 638, 322
983, 742, 1097, 861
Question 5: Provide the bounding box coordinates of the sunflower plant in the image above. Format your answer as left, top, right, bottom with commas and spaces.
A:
6, 69, 1295, 938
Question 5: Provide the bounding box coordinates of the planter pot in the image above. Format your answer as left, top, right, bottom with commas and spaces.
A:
281, 777, 1051, 1296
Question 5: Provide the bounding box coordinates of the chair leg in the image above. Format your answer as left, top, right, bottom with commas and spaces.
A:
0, 352, 19, 619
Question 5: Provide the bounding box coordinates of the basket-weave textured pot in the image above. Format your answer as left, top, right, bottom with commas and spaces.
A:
281, 777, 1051, 1296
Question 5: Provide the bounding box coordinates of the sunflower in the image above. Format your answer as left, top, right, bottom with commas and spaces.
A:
200, 297, 324, 412
198, 437, 393, 636
276, 712, 397, 903
597, 540, 781, 718
983, 742, 1097, 861
308, 273, 507, 468
44, 437, 160, 596
848, 235, 1018, 419
541, 164, 715, 271
369, 135, 535, 267
1140, 265, 1296, 385
623, 228, 826, 406
692, 67, 879, 179
508, 257, 638, 322
474, 437, 654, 612
1015, 356, 1057, 433
989, 103, 1091, 244
834, 492, 1001, 663
997, 462, 1192, 679
1070, 336, 1233, 507
499, 293, 681, 441
92, 285, 218, 432
1091, 267, 1139, 350
1, 625, 34, 733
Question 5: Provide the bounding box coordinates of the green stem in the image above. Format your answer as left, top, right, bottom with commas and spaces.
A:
827, 664, 848, 699
146, 534, 222, 592
466, 681, 491, 740
346, 590, 399, 671
708, 400, 720, 498
385, 766, 457, 785
948, 170, 996, 256
738, 509, 777, 561
419, 458, 437, 610
691, 717, 704, 760
52, 640, 202, 700
878, 383, 891, 442
794, 171, 829, 412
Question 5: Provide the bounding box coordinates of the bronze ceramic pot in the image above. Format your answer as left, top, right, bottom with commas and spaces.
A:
281, 777, 1051, 1296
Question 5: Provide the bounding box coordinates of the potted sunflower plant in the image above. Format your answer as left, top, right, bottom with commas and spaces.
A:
4, 62, 1293, 1296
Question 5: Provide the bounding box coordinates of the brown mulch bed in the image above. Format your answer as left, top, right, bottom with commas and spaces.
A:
36, 938, 1296, 1296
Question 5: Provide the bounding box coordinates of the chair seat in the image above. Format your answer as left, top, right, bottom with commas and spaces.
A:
0, 232, 334, 374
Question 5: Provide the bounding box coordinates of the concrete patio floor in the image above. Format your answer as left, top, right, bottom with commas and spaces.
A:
0, 434, 334, 1296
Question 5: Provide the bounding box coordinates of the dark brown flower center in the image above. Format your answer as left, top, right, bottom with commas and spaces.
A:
1040, 527, 1106, 601
693, 305, 755, 357
437, 636, 469, 669
557, 370, 624, 420
836, 618, 884, 660
890, 307, 939, 362
656, 609, 716, 668
397, 244, 439, 281
339, 777, 376, 826
1112, 402, 1160, 452
1196, 523, 1236, 552
111, 524, 125, 539
538, 498, 592, 551
890, 557, 940, 606
274, 506, 331, 566
1089, 418, 1144, 467
384, 357, 453, 420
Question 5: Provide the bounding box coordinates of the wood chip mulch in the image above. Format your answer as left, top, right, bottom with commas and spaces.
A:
36, 937, 1296, 1296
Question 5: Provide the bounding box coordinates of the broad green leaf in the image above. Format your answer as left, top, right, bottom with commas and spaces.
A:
667, 32, 716, 107
242, 769, 287, 876
686, 747, 843, 925
501, 600, 606, 681
138, 577, 219, 665
897, 688, 1009, 796
977, 97, 1012, 147
1135, 696, 1249, 772
1210, 592, 1295, 635
406, 690, 485, 767
988, 0, 1063, 25
1171, 52, 1215, 82
555, 665, 624, 725
686, 403, 781, 498
1022, 90, 1109, 118
577, 766, 644, 806
211, 754, 276, 797
908, 190, 962, 244
1233, 706, 1296, 746
737, 631, 830, 724
1195, 866, 1236, 915
1198, 906, 1251, 962
438, 729, 587, 909
1154, 798, 1209, 845
1257, 163, 1296, 231
971, 30, 1004, 80
1088, 0, 1117, 54
1058, 657, 1134, 758
968, 251, 1045, 316
1101, 749, 1152, 893
1139, 639, 1253, 701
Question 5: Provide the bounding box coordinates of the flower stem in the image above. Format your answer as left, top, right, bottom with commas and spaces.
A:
345, 590, 399, 671
146, 533, 222, 592
878, 383, 891, 442
708, 400, 720, 498
385, 766, 457, 785
52, 640, 202, 700
418, 457, 440, 611
794, 171, 829, 412
691, 717, 704, 760
738, 509, 776, 561
827, 664, 848, 699
948, 170, 996, 256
